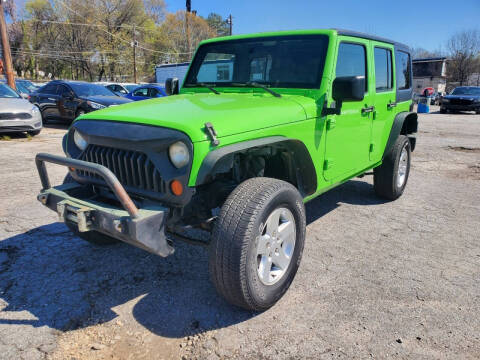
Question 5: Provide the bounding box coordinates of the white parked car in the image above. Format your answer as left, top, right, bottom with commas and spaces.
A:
0, 83, 42, 136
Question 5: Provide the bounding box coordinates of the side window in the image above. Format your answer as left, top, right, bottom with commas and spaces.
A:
336, 42, 367, 90
397, 51, 411, 90
374, 47, 393, 92
250, 56, 272, 81
133, 88, 148, 97
41, 84, 57, 94
56, 85, 70, 96
148, 88, 159, 97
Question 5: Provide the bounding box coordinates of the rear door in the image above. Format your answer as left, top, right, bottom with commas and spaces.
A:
370, 42, 396, 162
324, 38, 375, 181
56, 85, 76, 121
36, 83, 59, 120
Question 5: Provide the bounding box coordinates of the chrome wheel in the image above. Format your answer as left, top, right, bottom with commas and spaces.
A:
256, 207, 296, 286
397, 143, 409, 188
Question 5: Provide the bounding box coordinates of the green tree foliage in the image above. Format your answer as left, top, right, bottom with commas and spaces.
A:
206, 13, 229, 37
8, 0, 222, 81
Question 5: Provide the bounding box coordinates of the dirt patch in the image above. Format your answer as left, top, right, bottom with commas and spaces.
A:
447, 146, 480, 153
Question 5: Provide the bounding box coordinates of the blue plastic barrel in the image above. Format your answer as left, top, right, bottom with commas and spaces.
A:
417, 97, 430, 113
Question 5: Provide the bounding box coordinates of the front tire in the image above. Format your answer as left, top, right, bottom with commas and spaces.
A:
28, 129, 41, 136
374, 135, 411, 200
209, 177, 306, 311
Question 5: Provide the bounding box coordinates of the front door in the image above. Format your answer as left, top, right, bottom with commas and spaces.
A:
324, 38, 375, 181
370, 42, 396, 162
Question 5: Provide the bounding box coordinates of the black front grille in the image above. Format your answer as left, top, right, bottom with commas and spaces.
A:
450, 98, 474, 106
0, 112, 32, 120
78, 144, 166, 194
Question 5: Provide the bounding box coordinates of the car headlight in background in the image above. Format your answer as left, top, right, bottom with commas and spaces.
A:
73, 130, 88, 151
169, 141, 190, 168
87, 101, 106, 110
31, 106, 40, 114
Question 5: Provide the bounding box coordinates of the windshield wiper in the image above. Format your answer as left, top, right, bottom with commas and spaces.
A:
232, 82, 281, 98
196, 83, 220, 95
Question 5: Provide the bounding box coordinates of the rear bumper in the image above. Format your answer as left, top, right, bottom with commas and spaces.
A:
35, 153, 174, 257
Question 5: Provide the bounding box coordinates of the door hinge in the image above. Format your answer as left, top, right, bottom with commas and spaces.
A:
326, 119, 336, 130
369, 143, 375, 152
205, 122, 220, 146
323, 159, 333, 170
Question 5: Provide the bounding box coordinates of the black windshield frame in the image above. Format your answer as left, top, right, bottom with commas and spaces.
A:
184, 35, 329, 90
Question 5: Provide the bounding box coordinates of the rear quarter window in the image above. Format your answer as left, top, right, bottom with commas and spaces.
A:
397, 51, 411, 90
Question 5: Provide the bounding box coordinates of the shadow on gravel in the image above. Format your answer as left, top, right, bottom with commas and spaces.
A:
0, 222, 254, 338
0, 179, 383, 338
305, 179, 387, 224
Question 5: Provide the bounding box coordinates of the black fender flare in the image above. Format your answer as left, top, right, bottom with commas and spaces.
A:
195, 136, 317, 197
382, 111, 418, 159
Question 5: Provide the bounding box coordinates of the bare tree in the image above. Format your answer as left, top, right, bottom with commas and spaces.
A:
447, 29, 480, 86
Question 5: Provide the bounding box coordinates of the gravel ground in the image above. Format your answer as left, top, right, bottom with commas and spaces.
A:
0, 108, 479, 360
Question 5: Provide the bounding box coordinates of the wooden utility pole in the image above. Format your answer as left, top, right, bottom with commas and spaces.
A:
0, 0, 15, 89
185, 0, 191, 58
132, 25, 137, 83
227, 14, 233, 36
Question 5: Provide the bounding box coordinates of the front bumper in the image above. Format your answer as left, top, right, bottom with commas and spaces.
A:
35, 153, 174, 257
442, 103, 480, 111
0, 113, 42, 133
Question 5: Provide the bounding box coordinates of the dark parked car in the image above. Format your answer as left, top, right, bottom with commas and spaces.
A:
29, 80, 133, 123
440, 86, 480, 114
124, 84, 167, 101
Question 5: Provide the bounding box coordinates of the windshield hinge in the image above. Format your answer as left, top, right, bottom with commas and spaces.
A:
205, 122, 220, 146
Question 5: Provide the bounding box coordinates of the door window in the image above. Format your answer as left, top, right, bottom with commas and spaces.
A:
133, 88, 149, 97
374, 47, 393, 92
148, 88, 159, 97
56, 85, 71, 97
336, 42, 367, 90
41, 84, 57, 94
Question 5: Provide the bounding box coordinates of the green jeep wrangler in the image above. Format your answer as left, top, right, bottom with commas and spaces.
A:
35, 29, 417, 311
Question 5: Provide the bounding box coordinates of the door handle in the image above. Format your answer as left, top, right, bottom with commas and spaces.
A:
362, 106, 375, 114
387, 102, 397, 109
47, 97, 56, 101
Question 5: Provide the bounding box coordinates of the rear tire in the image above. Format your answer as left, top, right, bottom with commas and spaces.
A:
209, 177, 306, 311
374, 135, 411, 200
63, 175, 119, 245
28, 129, 41, 136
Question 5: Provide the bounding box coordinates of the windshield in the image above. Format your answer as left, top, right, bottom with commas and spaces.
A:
0, 83, 21, 98
451, 87, 480, 96
18, 80, 38, 92
69, 83, 116, 97
184, 35, 329, 89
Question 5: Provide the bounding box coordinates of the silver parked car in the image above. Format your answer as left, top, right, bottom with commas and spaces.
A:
0, 83, 43, 136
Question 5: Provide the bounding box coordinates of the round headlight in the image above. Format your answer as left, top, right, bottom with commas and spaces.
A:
73, 130, 88, 151
169, 141, 190, 168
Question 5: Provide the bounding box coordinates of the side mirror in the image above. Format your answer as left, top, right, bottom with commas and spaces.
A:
332, 76, 365, 102
323, 76, 365, 116
165, 77, 179, 95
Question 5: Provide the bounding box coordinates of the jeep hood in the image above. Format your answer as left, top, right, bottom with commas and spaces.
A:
78, 92, 316, 142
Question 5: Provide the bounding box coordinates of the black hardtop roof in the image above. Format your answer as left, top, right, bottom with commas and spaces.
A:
334, 29, 410, 52
413, 57, 448, 62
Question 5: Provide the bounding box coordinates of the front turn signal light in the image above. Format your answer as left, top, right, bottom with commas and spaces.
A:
170, 180, 183, 196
